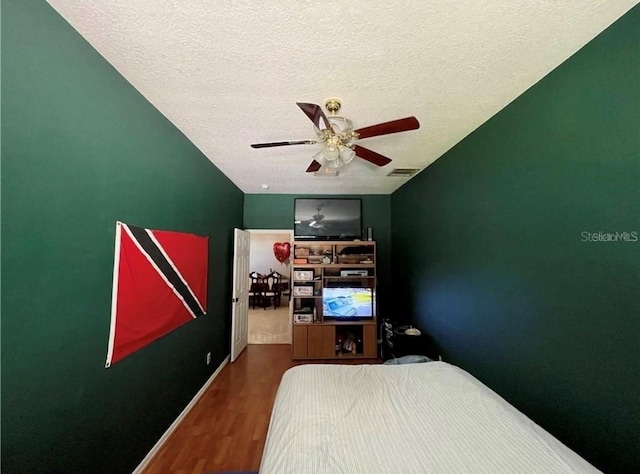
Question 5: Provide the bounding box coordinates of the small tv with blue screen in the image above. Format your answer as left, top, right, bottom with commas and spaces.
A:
322, 287, 374, 320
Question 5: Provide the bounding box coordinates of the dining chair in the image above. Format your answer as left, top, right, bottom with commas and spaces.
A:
249, 272, 266, 309
273, 271, 290, 303
262, 272, 281, 310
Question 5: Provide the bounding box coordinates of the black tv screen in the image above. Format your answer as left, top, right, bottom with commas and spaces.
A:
294, 198, 362, 240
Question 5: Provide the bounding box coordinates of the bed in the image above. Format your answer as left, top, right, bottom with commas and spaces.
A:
260, 362, 599, 473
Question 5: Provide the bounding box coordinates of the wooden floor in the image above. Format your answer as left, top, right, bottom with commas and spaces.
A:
143, 344, 379, 474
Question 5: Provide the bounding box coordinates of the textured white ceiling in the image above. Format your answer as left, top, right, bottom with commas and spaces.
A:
46, 0, 637, 194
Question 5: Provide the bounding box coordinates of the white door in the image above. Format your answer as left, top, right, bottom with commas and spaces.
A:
231, 228, 250, 362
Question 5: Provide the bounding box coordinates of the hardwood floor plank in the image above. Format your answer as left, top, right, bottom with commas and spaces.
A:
190, 458, 206, 474
142, 344, 380, 473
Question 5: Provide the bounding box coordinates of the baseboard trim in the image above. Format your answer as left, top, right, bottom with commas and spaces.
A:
132, 355, 231, 473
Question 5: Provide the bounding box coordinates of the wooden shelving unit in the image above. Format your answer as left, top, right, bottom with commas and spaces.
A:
291, 241, 377, 359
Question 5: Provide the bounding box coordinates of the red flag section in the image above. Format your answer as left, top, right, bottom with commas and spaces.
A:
152, 229, 208, 313
106, 222, 208, 367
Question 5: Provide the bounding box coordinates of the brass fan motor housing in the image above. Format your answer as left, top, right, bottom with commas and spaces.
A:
324, 98, 342, 115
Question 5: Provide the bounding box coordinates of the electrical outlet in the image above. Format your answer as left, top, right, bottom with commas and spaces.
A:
206, 352, 212, 365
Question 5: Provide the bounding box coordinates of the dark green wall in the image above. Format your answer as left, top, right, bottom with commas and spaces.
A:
244, 194, 392, 315
391, 8, 639, 473
1, 1, 243, 473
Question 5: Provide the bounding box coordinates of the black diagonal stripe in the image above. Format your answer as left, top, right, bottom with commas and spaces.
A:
127, 225, 204, 317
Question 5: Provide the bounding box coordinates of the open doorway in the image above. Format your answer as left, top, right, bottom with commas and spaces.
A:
247, 229, 293, 344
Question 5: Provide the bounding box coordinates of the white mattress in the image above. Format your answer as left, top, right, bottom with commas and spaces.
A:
260, 362, 599, 474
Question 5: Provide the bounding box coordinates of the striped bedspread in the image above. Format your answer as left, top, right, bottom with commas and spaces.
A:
260, 362, 599, 473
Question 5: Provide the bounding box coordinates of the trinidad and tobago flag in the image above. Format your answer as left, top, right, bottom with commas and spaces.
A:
106, 222, 208, 367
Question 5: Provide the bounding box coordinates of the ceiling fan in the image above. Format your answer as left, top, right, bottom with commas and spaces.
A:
250, 98, 420, 173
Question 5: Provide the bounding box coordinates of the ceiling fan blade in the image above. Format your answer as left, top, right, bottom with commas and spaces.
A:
354, 117, 419, 140
306, 160, 322, 173
251, 140, 316, 148
296, 102, 332, 131
354, 145, 392, 167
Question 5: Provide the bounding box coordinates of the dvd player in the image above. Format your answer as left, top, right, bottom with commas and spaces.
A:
340, 269, 369, 277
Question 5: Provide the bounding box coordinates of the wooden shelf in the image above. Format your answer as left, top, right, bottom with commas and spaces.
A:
291, 240, 377, 360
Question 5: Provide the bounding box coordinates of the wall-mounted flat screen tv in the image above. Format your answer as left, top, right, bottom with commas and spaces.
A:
294, 198, 362, 241
322, 287, 374, 320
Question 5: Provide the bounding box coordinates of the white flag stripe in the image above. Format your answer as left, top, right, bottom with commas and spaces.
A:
145, 229, 205, 314
106, 221, 123, 368
121, 224, 198, 320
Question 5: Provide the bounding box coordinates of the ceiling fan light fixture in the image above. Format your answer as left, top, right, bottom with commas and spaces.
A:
323, 147, 339, 161
323, 137, 340, 161
339, 145, 355, 164
314, 127, 329, 139
327, 157, 344, 169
